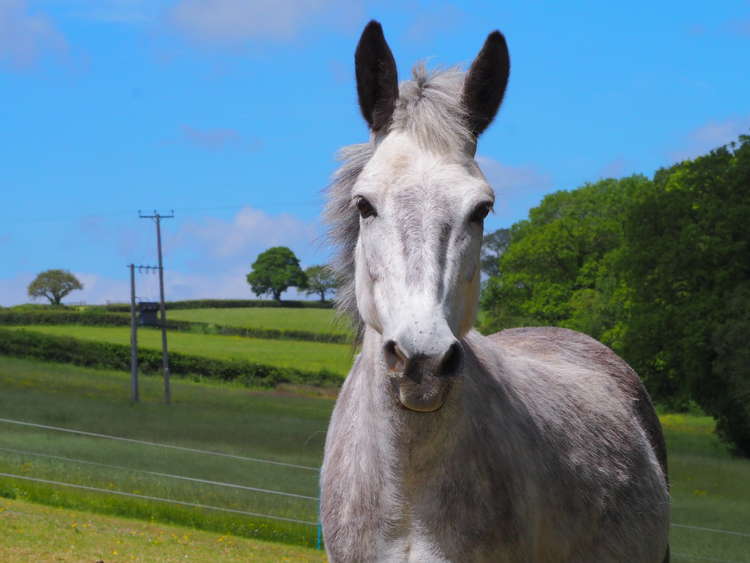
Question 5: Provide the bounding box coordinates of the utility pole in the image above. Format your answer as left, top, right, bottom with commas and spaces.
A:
128, 264, 139, 403
139, 210, 174, 404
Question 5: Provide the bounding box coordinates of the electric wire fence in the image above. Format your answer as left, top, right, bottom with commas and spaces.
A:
0, 416, 748, 557
0, 416, 323, 545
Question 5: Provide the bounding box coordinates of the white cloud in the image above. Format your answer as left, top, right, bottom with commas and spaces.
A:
476, 156, 554, 221
0, 0, 68, 68
167, 0, 362, 46
179, 125, 261, 151
0, 207, 325, 306
726, 18, 750, 37
174, 206, 321, 262
403, 3, 465, 43
70, 0, 156, 24
72, 272, 130, 304
669, 115, 750, 162
0, 272, 34, 306
598, 156, 630, 179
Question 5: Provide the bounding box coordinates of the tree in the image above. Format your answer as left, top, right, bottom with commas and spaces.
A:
304, 265, 337, 302
480, 175, 650, 345
246, 247, 307, 301
27, 269, 83, 305
621, 136, 750, 450
480, 228, 512, 277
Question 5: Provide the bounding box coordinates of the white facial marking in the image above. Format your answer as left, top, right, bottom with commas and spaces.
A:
353, 132, 493, 355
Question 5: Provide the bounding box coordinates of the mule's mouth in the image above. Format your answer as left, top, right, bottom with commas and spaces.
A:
397, 374, 453, 412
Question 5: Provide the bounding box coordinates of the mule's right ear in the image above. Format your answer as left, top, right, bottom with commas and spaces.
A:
355, 20, 399, 133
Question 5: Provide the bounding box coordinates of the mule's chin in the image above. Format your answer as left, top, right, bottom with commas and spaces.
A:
396, 375, 452, 413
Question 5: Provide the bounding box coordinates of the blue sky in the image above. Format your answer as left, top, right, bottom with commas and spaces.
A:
2, 0, 749, 305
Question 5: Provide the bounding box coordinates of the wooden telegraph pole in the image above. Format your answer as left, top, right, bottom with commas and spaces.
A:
139, 210, 174, 404
128, 264, 139, 403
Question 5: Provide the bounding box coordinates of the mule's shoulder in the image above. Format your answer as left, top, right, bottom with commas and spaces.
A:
487, 327, 630, 377
482, 326, 668, 479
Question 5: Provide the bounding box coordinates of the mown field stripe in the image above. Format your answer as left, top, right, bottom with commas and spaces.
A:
671, 523, 750, 539
0, 447, 319, 502
0, 472, 318, 527
0, 417, 320, 472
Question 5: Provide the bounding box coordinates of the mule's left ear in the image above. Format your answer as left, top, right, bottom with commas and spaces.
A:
355, 20, 399, 133
462, 31, 510, 138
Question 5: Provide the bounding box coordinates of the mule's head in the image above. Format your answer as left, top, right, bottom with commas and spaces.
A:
350, 21, 510, 412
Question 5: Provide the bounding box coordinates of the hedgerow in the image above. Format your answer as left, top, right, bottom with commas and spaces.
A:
0, 328, 342, 388
0, 311, 349, 344
104, 299, 333, 312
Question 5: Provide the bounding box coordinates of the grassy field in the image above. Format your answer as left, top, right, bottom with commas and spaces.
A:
660, 413, 750, 562
167, 307, 351, 337
0, 355, 748, 560
0, 497, 326, 562
0, 356, 331, 546
4, 324, 354, 376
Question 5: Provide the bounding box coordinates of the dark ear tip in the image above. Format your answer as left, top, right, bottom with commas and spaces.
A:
362, 20, 384, 37
485, 30, 508, 52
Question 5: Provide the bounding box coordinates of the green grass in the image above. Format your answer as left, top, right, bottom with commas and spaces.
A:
1, 355, 749, 560
167, 307, 351, 337
660, 413, 750, 562
0, 497, 326, 562
0, 356, 331, 546
4, 324, 354, 376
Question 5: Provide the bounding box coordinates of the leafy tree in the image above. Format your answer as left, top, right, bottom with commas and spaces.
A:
480, 228, 512, 277
304, 265, 337, 302
621, 136, 750, 449
27, 269, 83, 305
246, 247, 307, 301
480, 175, 650, 350
479, 134, 750, 454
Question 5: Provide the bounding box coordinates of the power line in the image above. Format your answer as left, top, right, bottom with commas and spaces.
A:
671, 522, 750, 539
0, 417, 320, 471
0, 446, 318, 501
0, 472, 318, 527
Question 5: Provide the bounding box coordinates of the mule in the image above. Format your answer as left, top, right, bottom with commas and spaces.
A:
320, 20, 670, 562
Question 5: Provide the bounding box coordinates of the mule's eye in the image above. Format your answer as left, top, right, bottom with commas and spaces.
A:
470, 201, 493, 223
356, 197, 377, 219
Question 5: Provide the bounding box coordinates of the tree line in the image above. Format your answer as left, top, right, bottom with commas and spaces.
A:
480, 134, 750, 455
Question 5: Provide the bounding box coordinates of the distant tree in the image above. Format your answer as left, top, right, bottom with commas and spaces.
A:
304, 265, 337, 302
246, 247, 307, 301
27, 269, 83, 305
480, 228, 512, 277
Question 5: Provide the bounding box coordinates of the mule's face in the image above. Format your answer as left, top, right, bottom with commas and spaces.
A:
348, 21, 509, 412
354, 134, 493, 411
354, 133, 492, 344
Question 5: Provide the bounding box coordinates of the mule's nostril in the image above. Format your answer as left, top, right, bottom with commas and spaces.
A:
439, 341, 463, 377
384, 340, 407, 372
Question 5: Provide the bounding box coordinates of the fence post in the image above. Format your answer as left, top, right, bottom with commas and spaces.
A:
316, 471, 323, 550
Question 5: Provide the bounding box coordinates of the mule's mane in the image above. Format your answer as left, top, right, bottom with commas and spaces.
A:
325, 65, 470, 338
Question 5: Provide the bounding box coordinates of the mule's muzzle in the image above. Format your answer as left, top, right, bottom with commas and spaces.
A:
384, 340, 462, 412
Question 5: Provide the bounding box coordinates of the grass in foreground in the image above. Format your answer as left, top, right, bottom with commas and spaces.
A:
0, 497, 326, 562
0, 356, 331, 546
167, 307, 351, 337
1, 356, 749, 559
4, 324, 354, 376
